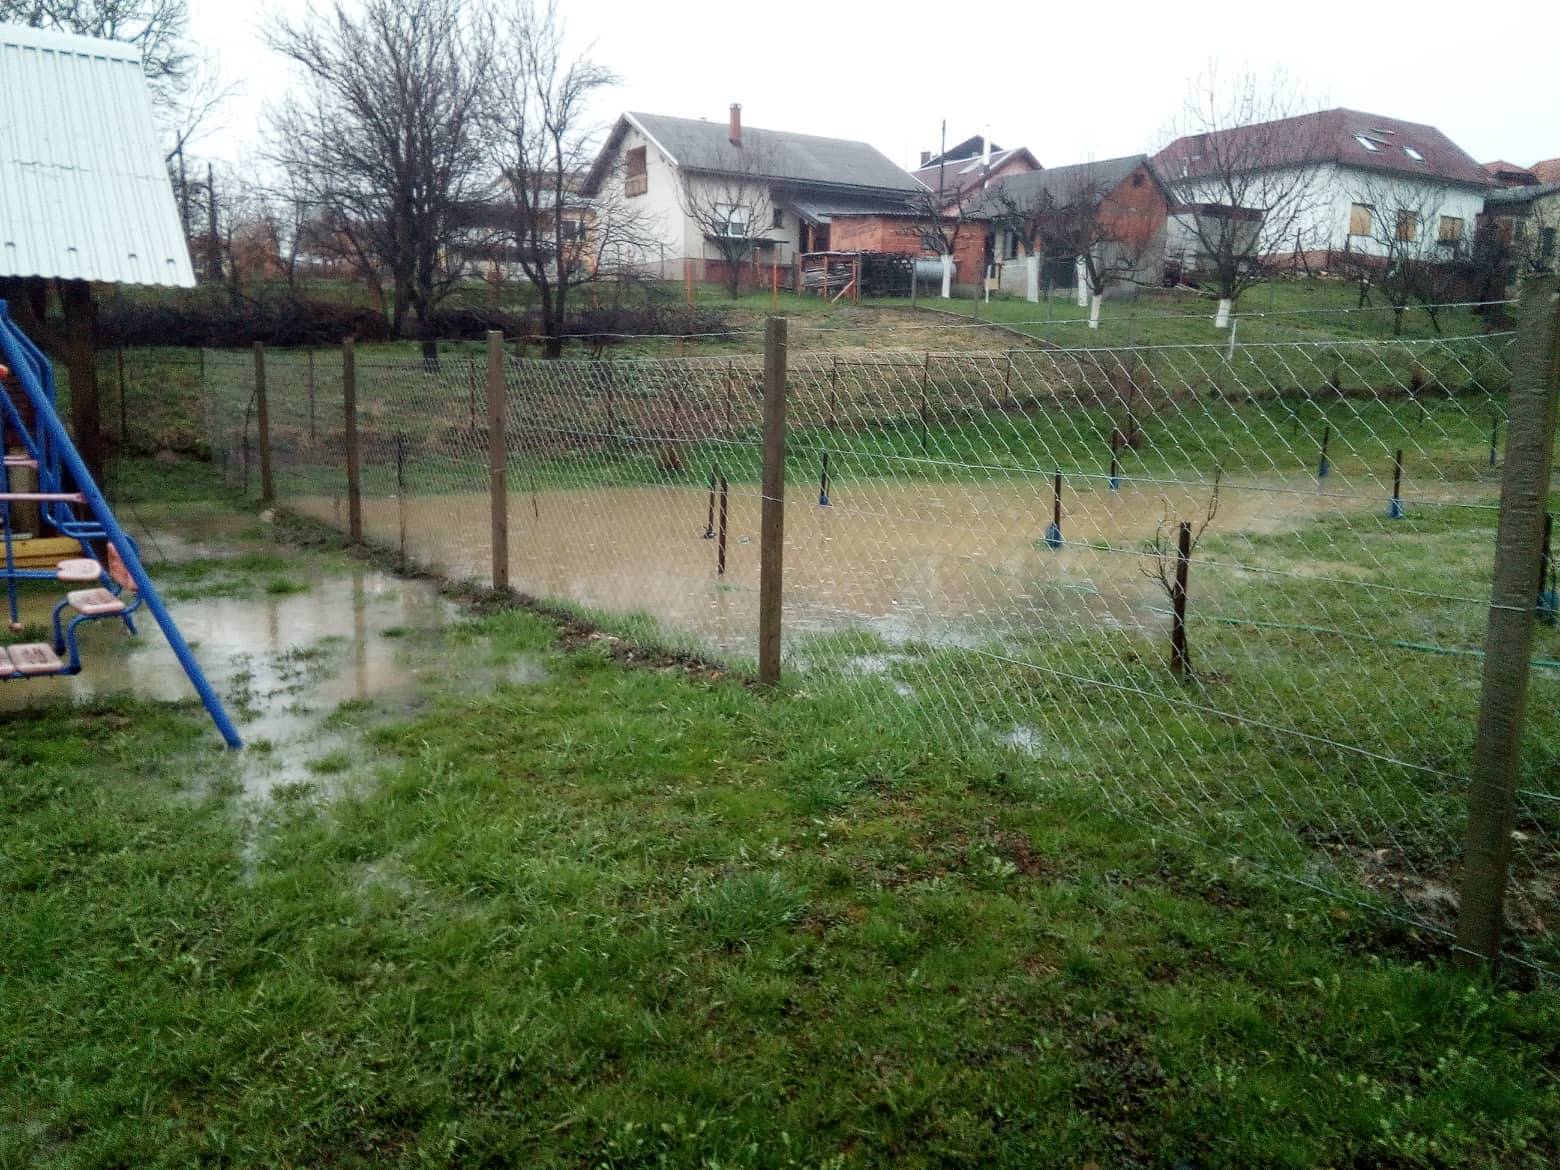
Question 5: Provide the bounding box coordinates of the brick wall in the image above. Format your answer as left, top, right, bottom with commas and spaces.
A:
827, 214, 991, 289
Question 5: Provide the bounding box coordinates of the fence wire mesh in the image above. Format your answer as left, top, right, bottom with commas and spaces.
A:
204, 332, 1558, 973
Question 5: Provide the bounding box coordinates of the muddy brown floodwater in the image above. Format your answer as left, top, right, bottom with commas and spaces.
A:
294, 473, 1418, 661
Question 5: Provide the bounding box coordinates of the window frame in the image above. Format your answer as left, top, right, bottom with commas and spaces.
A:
624, 146, 648, 198
717, 203, 749, 239
1395, 209, 1419, 242
1437, 215, 1464, 244
1348, 202, 1374, 237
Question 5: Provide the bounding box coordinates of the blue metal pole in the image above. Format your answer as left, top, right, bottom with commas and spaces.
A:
0, 303, 241, 748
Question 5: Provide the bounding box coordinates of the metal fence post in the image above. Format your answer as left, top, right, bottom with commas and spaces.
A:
253, 341, 273, 502
342, 337, 362, 543
487, 329, 509, 592
1455, 276, 1559, 968
758, 316, 788, 686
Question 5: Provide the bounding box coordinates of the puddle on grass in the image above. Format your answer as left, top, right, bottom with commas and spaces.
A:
292, 473, 1456, 663
0, 563, 545, 798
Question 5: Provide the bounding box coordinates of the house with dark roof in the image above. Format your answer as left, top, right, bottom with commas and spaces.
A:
1483, 160, 1539, 188
1481, 182, 1560, 278
969, 156, 1172, 299
1154, 108, 1491, 267
582, 105, 923, 285
910, 135, 1040, 213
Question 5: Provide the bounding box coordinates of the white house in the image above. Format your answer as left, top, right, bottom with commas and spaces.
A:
1154, 109, 1492, 269
581, 105, 924, 285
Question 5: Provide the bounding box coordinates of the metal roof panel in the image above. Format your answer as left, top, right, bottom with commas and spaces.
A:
0, 23, 194, 287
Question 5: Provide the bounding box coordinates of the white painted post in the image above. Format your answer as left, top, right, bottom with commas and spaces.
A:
940, 253, 953, 299
1215, 297, 1232, 328
1226, 315, 1239, 360
1088, 293, 1102, 330
1025, 254, 1040, 303
1075, 257, 1089, 307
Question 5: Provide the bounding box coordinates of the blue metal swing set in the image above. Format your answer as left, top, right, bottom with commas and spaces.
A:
0, 301, 241, 748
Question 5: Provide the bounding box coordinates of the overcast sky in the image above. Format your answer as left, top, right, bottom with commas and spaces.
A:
188, 0, 1559, 173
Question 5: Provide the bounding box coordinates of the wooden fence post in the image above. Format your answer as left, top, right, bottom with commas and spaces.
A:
254, 341, 273, 502
116, 349, 128, 446
487, 329, 509, 592
342, 337, 362, 543
1455, 276, 1560, 967
1170, 520, 1192, 678
758, 316, 788, 686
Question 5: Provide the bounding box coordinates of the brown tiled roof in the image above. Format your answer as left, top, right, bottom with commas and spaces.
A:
1532, 158, 1560, 184
1154, 108, 1491, 188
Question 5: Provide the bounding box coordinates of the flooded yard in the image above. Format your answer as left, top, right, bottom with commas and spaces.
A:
292, 473, 1430, 660
0, 563, 506, 796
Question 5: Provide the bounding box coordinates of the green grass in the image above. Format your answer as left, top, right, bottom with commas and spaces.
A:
911, 276, 1499, 347
1, 594, 1557, 1167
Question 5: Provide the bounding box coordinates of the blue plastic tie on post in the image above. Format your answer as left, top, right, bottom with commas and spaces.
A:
1044, 521, 1063, 549
1108, 476, 1121, 492
1386, 497, 1404, 520
1539, 590, 1559, 626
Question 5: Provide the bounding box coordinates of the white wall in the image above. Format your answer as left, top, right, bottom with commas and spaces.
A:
1173, 161, 1486, 262
1319, 164, 1485, 259
602, 124, 800, 277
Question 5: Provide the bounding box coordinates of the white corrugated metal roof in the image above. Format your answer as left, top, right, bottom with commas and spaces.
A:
0, 22, 193, 287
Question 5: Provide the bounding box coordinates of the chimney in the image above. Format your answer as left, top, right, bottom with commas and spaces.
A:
919, 150, 931, 166
729, 103, 742, 147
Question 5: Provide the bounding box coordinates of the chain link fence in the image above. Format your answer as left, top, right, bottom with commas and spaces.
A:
202, 318, 1558, 974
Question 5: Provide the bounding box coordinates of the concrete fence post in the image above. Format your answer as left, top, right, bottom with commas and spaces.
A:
758, 316, 788, 686
1455, 276, 1559, 967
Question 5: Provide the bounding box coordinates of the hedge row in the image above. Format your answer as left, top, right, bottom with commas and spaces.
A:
95, 295, 727, 350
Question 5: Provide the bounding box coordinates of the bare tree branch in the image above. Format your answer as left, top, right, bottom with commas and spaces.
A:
266, 0, 491, 349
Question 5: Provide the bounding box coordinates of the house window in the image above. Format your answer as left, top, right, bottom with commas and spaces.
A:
1438, 215, 1464, 244
1353, 134, 1381, 152
1404, 145, 1425, 161
1348, 203, 1374, 236
624, 146, 647, 198
1396, 210, 1418, 242
772, 208, 784, 229
717, 204, 748, 238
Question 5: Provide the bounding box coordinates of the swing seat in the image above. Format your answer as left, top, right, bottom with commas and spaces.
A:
55, 558, 102, 583
4, 642, 66, 675
66, 587, 126, 617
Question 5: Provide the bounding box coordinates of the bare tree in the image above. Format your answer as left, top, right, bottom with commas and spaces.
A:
0, 0, 192, 104
908, 124, 972, 298
484, 0, 649, 356
1158, 67, 1324, 323
679, 146, 775, 299
267, 0, 490, 355
1141, 470, 1221, 679
991, 163, 1160, 327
